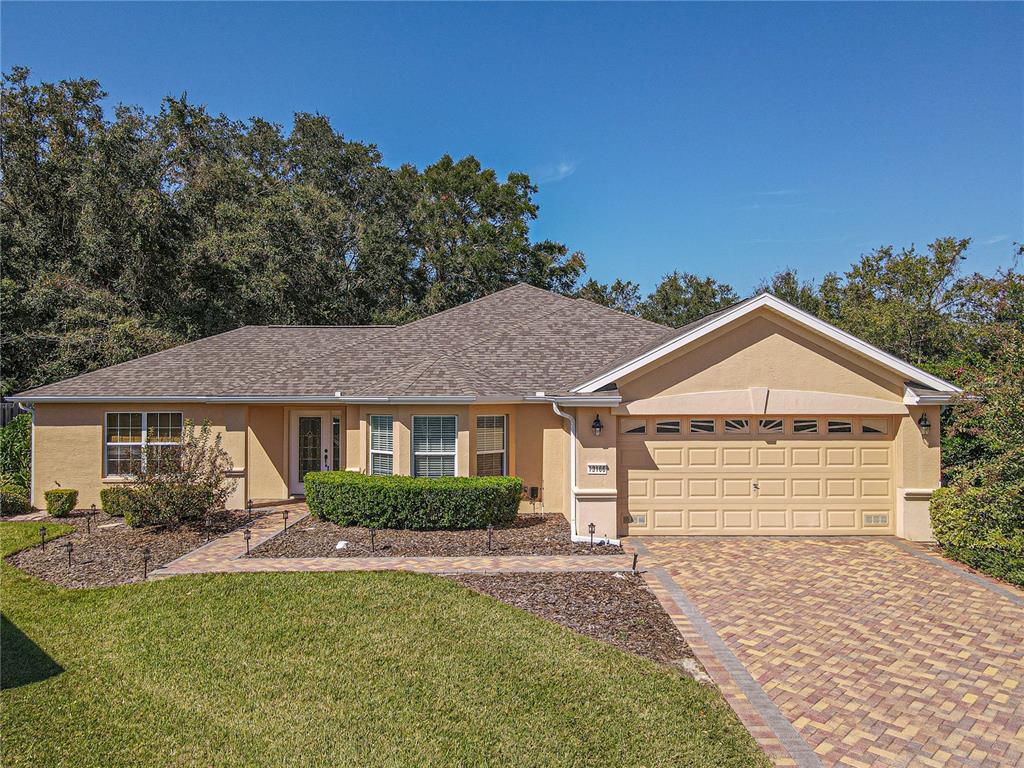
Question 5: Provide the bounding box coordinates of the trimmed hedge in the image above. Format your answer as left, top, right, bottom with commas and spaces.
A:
115, 485, 216, 528
931, 482, 1024, 587
1, 484, 32, 517
100, 486, 135, 517
45, 488, 78, 518
305, 471, 522, 530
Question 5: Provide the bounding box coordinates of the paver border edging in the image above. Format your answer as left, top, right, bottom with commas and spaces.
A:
888, 538, 1024, 607
642, 566, 822, 768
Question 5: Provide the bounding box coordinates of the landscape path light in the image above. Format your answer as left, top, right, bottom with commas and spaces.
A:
39, 525, 47, 550
64, 540, 73, 568
142, 547, 152, 579
369, 528, 376, 554
244, 527, 252, 555
487, 524, 494, 552
588, 522, 596, 551
88, 503, 96, 534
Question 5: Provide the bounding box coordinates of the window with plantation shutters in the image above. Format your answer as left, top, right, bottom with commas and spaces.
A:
412, 416, 457, 477
369, 415, 393, 475
475, 415, 506, 476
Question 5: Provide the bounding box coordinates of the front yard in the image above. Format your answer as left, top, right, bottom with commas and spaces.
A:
1, 521, 767, 767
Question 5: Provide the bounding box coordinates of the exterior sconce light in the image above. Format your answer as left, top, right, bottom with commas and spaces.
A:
591, 415, 603, 436
917, 413, 931, 435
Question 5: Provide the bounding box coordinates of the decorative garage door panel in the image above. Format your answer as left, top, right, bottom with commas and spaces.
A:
620, 421, 895, 535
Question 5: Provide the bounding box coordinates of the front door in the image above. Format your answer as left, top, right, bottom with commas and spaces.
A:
289, 411, 332, 496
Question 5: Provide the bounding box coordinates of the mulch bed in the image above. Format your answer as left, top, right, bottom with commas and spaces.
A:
449, 572, 698, 672
248, 513, 624, 558
6, 508, 250, 588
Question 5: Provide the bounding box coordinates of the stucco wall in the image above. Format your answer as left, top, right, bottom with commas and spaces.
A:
32, 402, 248, 510
618, 310, 906, 404
247, 405, 288, 502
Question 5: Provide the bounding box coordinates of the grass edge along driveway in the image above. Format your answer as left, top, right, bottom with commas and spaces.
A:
0, 522, 767, 768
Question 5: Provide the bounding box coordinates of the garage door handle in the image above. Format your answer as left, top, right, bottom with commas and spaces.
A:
752, 483, 760, 494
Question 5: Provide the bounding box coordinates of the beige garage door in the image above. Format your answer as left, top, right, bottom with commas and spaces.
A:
620, 416, 895, 535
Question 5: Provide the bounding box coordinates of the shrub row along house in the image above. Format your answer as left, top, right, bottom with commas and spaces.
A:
13, 284, 960, 541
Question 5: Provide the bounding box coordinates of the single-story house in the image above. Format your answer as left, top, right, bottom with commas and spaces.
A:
13, 283, 960, 542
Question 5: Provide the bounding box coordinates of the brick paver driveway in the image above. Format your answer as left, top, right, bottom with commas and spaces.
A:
628, 537, 1024, 768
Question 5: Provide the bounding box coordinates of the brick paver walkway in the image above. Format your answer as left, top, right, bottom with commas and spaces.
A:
626, 537, 1024, 768
151, 504, 636, 578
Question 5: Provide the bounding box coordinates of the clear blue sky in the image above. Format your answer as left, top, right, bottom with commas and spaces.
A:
3, 1, 1021, 294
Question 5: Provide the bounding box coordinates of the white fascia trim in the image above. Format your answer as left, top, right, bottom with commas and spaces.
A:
572, 293, 963, 395
13, 394, 483, 405
903, 385, 958, 405
523, 395, 622, 407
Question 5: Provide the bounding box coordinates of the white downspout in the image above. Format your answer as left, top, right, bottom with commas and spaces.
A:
549, 399, 582, 541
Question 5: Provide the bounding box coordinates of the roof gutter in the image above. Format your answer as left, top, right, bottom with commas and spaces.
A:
14, 393, 623, 406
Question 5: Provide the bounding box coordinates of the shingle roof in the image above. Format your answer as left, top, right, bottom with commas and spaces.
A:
14, 284, 672, 400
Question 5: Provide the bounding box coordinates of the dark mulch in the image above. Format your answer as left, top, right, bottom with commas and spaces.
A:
449, 572, 698, 671
6, 509, 250, 588
248, 513, 624, 558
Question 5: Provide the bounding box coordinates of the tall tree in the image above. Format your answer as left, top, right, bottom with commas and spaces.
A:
638, 272, 739, 327
0, 68, 585, 395
575, 278, 642, 315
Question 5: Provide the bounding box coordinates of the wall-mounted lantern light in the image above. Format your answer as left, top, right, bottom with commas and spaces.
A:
591, 415, 603, 436
917, 412, 931, 436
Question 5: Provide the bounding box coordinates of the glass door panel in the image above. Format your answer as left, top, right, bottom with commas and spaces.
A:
298, 416, 322, 482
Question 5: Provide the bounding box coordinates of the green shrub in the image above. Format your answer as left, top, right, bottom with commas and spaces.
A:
305, 471, 522, 530
0, 413, 31, 490
1, 485, 32, 516
120, 484, 216, 528
44, 488, 78, 518
100, 486, 135, 517
931, 482, 1024, 587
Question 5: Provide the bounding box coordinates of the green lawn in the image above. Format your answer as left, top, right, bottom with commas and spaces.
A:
1, 522, 767, 767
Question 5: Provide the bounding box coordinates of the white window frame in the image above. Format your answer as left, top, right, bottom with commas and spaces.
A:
369, 415, 394, 476
475, 415, 507, 476
412, 415, 458, 478
104, 411, 183, 477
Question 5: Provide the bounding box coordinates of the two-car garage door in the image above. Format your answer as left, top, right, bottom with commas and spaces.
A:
620, 416, 896, 535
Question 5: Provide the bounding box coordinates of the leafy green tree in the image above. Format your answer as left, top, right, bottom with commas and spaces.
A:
0, 68, 585, 395
753, 268, 828, 316
0, 413, 31, 490
576, 278, 642, 315
638, 272, 739, 327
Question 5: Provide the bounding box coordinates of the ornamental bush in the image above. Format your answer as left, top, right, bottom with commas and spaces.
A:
100, 486, 134, 517
305, 471, 522, 530
1, 484, 31, 516
120, 485, 216, 528
44, 488, 78, 517
931, 482, 1024, 588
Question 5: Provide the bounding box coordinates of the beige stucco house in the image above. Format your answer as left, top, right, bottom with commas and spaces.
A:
13, 284, 960, 542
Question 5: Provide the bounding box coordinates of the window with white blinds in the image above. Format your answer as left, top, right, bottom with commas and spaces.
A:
369, 415, 393, 475
475, 415, 506, 476
412, 415, 457, 477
